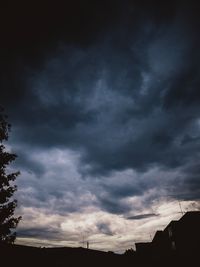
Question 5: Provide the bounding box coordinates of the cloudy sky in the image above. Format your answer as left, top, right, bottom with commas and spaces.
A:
1, 1, 200, 252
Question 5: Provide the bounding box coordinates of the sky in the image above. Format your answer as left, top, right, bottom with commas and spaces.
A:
1, 1, 200, 252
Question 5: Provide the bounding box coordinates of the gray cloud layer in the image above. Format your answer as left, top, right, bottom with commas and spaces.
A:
1, 1, 200, 222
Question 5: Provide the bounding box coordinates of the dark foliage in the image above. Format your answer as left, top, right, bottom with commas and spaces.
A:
124, 248, 135, 256
0, 107, 21, 244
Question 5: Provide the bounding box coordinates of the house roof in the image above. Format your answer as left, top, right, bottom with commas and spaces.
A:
179, 211, 200, 222
164, 220, 178, 232
152, 230, 163, 243
135, 242, 151, 248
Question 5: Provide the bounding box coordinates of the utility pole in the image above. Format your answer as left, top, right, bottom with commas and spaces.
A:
178, 201, 184, 215
150, 234, 153, 241
81, 234, 85, 248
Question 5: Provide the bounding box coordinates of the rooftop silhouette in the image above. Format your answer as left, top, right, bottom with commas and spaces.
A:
1, 211, 199, 267
135, 211, 200, 266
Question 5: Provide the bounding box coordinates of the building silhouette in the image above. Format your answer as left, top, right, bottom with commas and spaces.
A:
135, 211, 200, 263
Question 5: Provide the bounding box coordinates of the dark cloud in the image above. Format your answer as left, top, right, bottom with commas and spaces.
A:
126, 213, 158, 220
96, 222, 114, 236
96, 190, 132, 214
17, 227, 63, 241
170, 163, 200, 201
1, 0, 200, 218
14, 149, 45, 176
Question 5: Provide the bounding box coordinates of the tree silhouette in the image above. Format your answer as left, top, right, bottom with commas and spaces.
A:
0, 108, 21, 244
124, 248, 135, 256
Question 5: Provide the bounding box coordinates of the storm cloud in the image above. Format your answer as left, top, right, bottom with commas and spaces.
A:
1, 1, 200, 250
